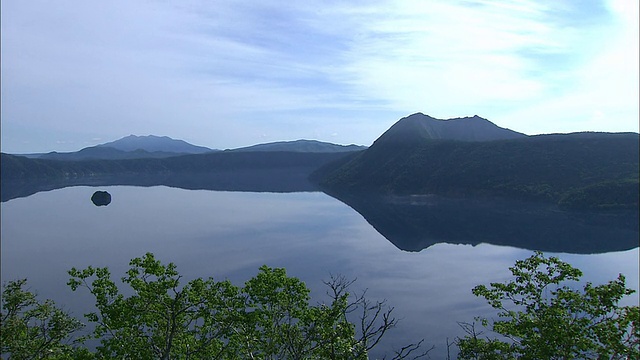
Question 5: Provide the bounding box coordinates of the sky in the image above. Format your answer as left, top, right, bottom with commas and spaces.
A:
1, 0, 638, 153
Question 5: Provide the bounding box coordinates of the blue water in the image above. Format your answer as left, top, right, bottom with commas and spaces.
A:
2, 186, 638, 358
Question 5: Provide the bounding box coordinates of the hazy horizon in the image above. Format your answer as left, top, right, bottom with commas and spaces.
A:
2, 0, 638, 153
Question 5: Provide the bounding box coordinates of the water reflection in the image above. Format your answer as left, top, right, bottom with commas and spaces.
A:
0, 168, 320, 202
325, 191, 639, 254
1, 186, 638, 358
4, 177, 637, 254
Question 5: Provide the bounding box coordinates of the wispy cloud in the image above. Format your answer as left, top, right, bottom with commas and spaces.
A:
1, 0, 637, 152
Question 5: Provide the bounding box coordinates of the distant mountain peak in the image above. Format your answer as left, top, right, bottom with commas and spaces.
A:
372, 113, 525, 147
98, 135, 213, 154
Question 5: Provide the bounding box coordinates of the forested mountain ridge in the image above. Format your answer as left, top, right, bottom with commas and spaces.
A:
37, 146, 203, 161
0, 151, 358, 201
1, 151, 355, 181
315, 115, 639, 210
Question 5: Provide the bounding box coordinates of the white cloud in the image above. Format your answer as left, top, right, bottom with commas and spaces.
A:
496, 0, 639, 134
1, 0, 638, 152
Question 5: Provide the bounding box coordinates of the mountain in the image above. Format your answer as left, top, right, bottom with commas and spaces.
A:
5, 113, 639, 211
22, 137, 365, 161
23, 135, 215, 161
97, 135, 214, 153
228, 140, 367, 153
315, 114, 639, 210
371, 113, 525, 147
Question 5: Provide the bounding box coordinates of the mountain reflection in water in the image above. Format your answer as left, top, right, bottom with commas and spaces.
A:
2, 175, 638, 254
327, 191, 639, 254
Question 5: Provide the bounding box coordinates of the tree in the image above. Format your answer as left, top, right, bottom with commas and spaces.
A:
230, 269, 428, 359
67, 253, 241, 359
320, 274, 429, 359
224, 266, 359, 359
68, 253, 427, 359
457, 251, 639, 359
1, 279, 87, 359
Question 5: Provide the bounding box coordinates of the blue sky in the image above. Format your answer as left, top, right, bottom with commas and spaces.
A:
1, 0, 638, 153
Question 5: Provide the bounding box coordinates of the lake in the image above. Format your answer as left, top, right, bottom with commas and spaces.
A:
2, 185, 638, 358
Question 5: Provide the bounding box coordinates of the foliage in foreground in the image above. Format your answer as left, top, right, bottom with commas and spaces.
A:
2, 252, 638, 359
456, 251, 639, 359
0, 279, 86, 359
2, 253, 426, 359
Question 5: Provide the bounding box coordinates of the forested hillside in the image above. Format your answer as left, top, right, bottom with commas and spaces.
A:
1, 151, 352, 181
316, 132, 639, 209
0, 151, 356, 201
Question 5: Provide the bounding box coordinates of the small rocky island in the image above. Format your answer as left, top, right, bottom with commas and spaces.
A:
91, 191, 111, 206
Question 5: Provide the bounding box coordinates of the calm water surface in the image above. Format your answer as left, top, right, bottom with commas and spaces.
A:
2, 186, 638, 358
